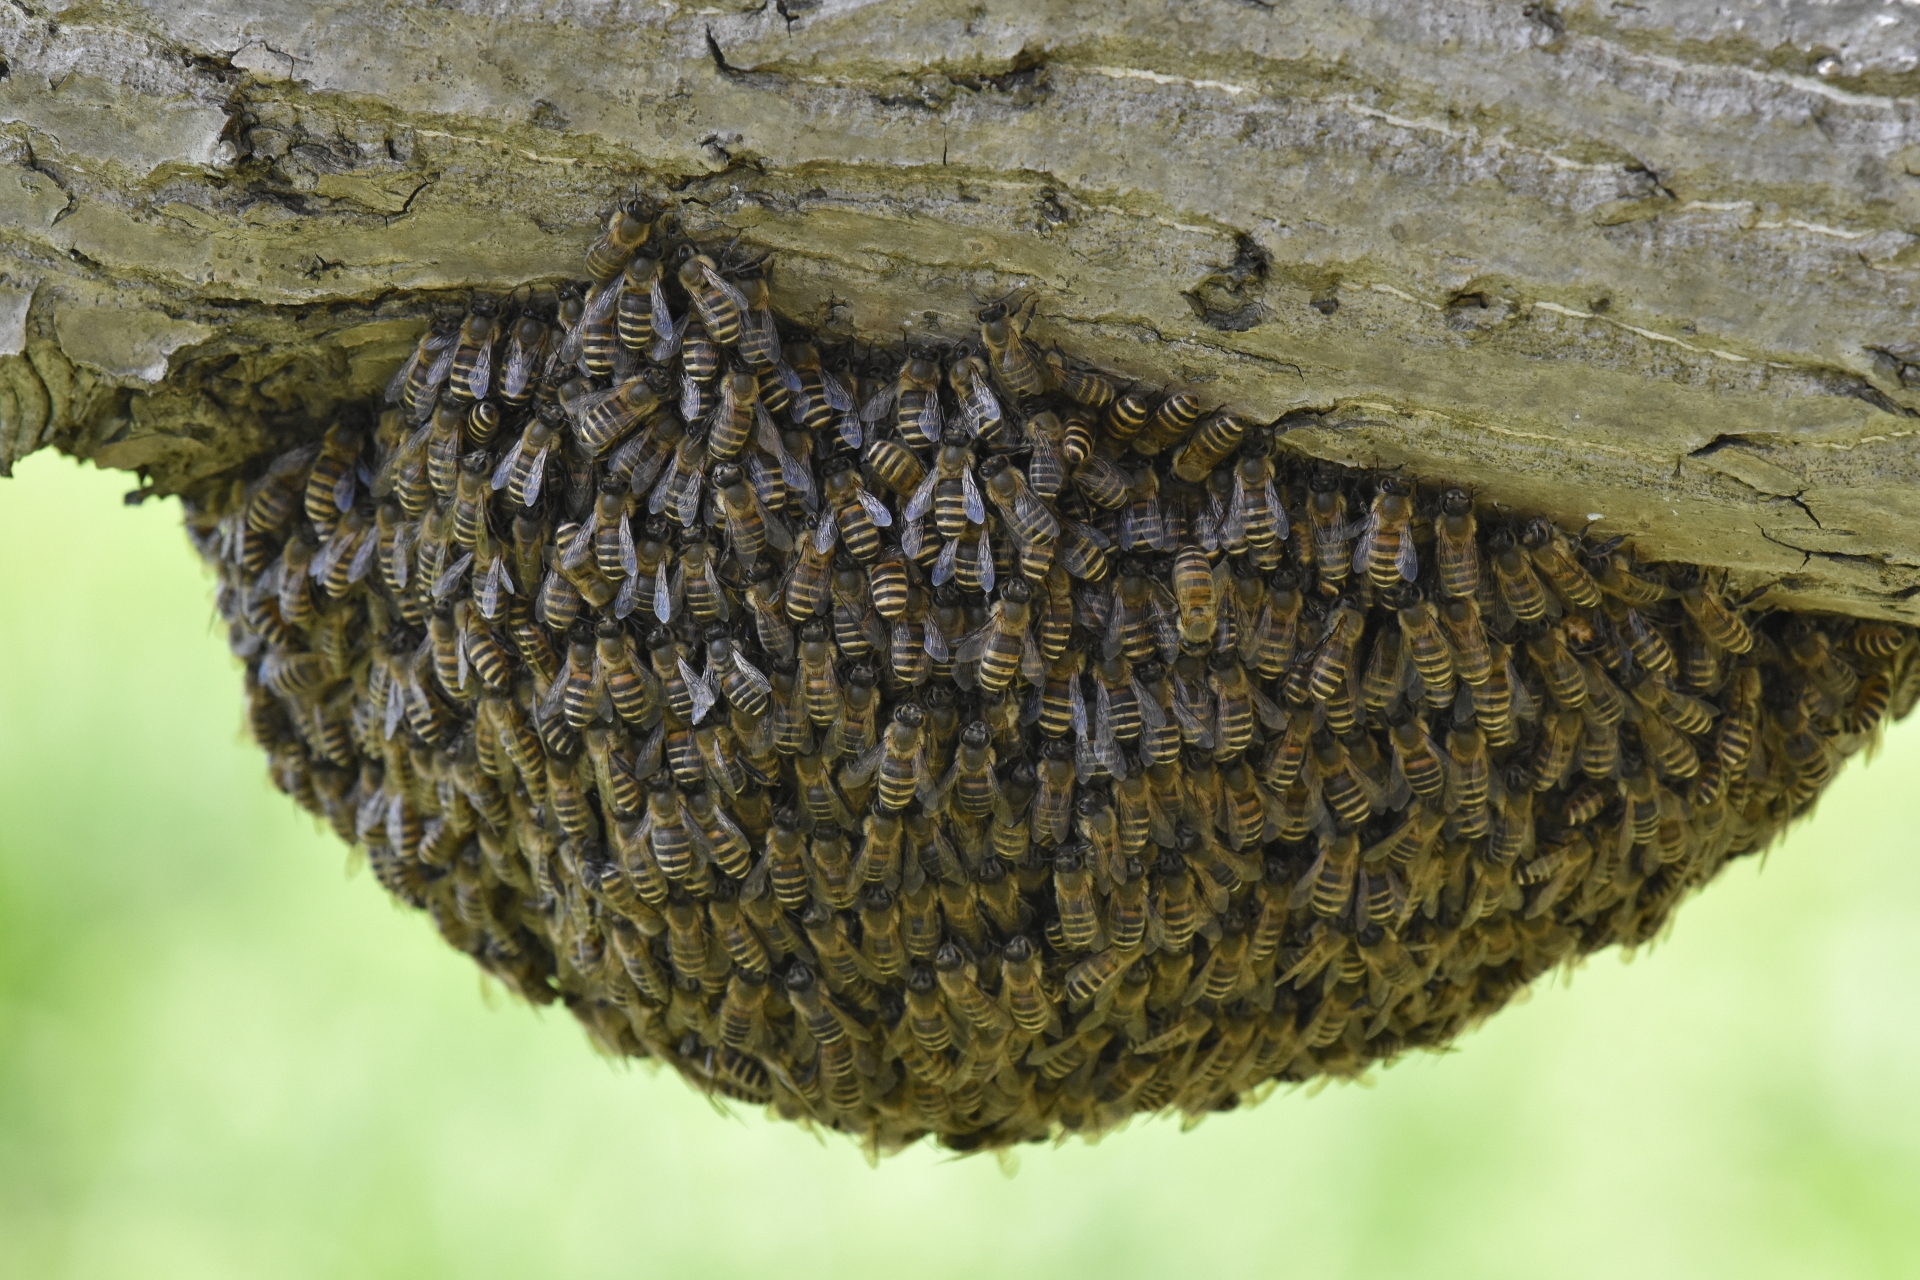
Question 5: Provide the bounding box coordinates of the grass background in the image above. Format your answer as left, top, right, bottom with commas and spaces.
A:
2, 453, 1917, 1279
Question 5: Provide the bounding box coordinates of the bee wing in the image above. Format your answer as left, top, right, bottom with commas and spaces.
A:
1250, 683, 1288, 732
843, 740, 887, 785
760, 497, 794, 553
384, 342, 425, 405
857, 489, 894, 528
651, 308, 691, 364
1352, 515, 1379, 575
383, 674, 407, 740
646, 454, 683, 515
860, 383, 897, 425
1133, 679, 1168, 734
615, 513, 638, 577
918, 390, 944, 441
923, 617, 950, 662
433, 551, 475, 601
702, 263, 753, 318
502, 337, 535, 400
732, 651, 774, 698
468, 341, 493, 401
654, 565, 676, 623
676, 471, 703, 529
679, 656, 717, 723
1262, 479, 1289, 543
562, 508, 600, 570
961, 467, 986, 525
1171, 679, 1213, 748
954, 620, 995, 663
490, 437, 524, 491
348, 527, 379, 583
650, 275, 674, 341
900, 514, 925, 560
614, 569, 643, 619
837, 415, 864, 452
977, 525, 996, 593
932, 536, 961, 586
332, 469, 358, 514
1069, 675, 1089, 740
813, 504, 840, 554
390, 523, 414, 589
820, 369, 854, 413
522, 446, 550, 507
1396, 536, 1419, 583
904, 470, 939, 523
1014, 488, 1060, 539
1021, 631, 1045, 684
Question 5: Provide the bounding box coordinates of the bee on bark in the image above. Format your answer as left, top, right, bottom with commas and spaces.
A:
585, 200, 655, 284
1486, 527, 1551, 623
1354, 476, 1418, 590
386, 320, 459, 423
861, 347, 944, 450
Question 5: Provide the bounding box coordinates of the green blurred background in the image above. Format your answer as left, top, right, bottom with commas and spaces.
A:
3, 454, 1918, 1280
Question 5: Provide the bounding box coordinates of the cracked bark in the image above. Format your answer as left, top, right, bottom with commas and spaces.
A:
2, 0, 1918, 620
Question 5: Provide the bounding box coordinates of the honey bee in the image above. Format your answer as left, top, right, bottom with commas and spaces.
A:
1432, 489, 1480, 600
490, 412, 559, 510
820, 457, 895, 566
446, 299, 500, 404
563, 373, 664, 460
1305, 466, 1353, 594
1677, 571, 1754, 655
386, 319, 459, 423
585, 200, 655, 283
864, 437, 927, 499
1487, 528, 1552, 624
498, 311, 550, 408
861, 347, 944, 449
1354, 477, 1418, 590
1133, 390, 1204, 458
978, 297, 1048, 402
978, 453, 1061, 549
709, 462, 790, 571
1522, 518, 1600, 609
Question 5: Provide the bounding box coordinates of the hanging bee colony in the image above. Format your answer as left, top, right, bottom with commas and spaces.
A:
187, 195, 1920, 1153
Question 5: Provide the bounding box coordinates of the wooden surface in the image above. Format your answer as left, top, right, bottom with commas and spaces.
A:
1, 0, 1916, 618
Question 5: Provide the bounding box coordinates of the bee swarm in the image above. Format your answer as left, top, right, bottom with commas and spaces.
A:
186, 196, 1920, 1154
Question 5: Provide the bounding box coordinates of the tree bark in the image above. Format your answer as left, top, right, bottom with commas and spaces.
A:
2, 0, 1917, 620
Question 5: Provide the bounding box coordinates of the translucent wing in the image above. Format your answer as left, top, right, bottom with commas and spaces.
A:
860, 384, 897, 425
813, 504, 840, 554
650, 276, 674, 344
679, 656, 717, 723
1069, 676, 1089, 739
614, 570, 642, 620
1222, 471, 1248, 545
1262, 479, 1289, 542
617, 514, 638, 577
904, 471, 939, 523
653, 568, 675, 624
347, 528, 378, 583
857, 490, 893, 528
977, 525, 995, 594
384, 342, 424, 405
468, 341, 493, 401
900, 516, 924, 560
730, 651, 773, 697
961, 467, 986, 525
490, 437, 525, 491
702, 263, 752, 317
333, 470, 357, 514
390, 523, 414, 589
433, 551, 475, 601
933, 537, 960, 586
1352, 515, 1378, 575
1013, 489, 1060, 540
837, 415, 864, 452
502, 336, 535, 401
562, 508, 600, 570
923, 616, 950, 662
820, 369, 854, 413
521, 446, 550, 507
676, 472, 701, 529
651, 308, 691, 364
917, 392, 944, 441
1396, 537, 1419, 582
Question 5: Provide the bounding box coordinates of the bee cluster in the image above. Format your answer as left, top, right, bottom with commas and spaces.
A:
186, 196, 1920, 1153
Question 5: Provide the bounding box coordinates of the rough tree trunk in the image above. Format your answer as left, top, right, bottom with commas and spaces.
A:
2, 0, 1917, 620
